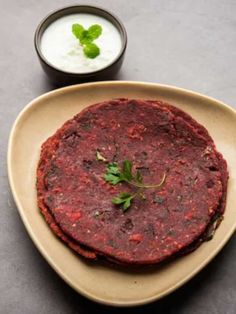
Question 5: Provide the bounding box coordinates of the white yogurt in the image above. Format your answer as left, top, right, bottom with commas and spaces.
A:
40, 13, 122, 73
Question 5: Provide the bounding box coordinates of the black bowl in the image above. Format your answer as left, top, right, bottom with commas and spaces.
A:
34, 5, 127, 86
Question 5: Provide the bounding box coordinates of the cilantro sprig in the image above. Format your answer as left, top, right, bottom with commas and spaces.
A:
72, 23, 102, 59
104, 160, 166, 212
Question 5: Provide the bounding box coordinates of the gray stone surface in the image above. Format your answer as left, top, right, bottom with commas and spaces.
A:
0, 0, 235, 313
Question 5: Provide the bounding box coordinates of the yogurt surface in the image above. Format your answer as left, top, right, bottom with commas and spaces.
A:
40, 14, 122, 73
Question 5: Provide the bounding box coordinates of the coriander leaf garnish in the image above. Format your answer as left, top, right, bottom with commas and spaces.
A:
104, 162, 123, 185
106, 162, 120, 174
136, 170, 143, 183
96, 150, 107, 162
123, 160, 133, 181
104, 160, 166, 211
112, 193, 134, 212
72, 23, 102, 59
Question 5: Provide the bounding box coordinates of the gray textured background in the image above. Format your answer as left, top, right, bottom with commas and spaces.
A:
0, 0, 236, 313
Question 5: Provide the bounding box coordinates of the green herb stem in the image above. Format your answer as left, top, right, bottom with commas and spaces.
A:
123, 173, 166, 189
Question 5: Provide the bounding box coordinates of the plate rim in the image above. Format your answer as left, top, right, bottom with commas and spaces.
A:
7, 81, 236, 307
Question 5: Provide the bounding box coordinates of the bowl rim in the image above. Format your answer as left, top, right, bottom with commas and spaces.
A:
34, 4, 127, 76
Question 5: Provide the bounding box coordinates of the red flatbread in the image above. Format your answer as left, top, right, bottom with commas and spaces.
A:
37, 99, 228, 265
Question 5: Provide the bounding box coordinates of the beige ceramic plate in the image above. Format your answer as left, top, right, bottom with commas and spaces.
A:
8, 81, 236, 307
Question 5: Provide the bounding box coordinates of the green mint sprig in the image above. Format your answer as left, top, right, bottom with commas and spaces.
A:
72, 23, 102, 59
104, 160, 166, 212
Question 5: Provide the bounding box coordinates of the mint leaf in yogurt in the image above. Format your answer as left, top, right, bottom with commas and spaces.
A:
88, 24, 102, 40
80, 30, 97, 45
72, 24, 85, 39
72, 23, 102, 59
83, 43, 100, 59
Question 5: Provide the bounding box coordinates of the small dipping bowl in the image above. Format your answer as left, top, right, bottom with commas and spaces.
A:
34, 5, 127, 85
